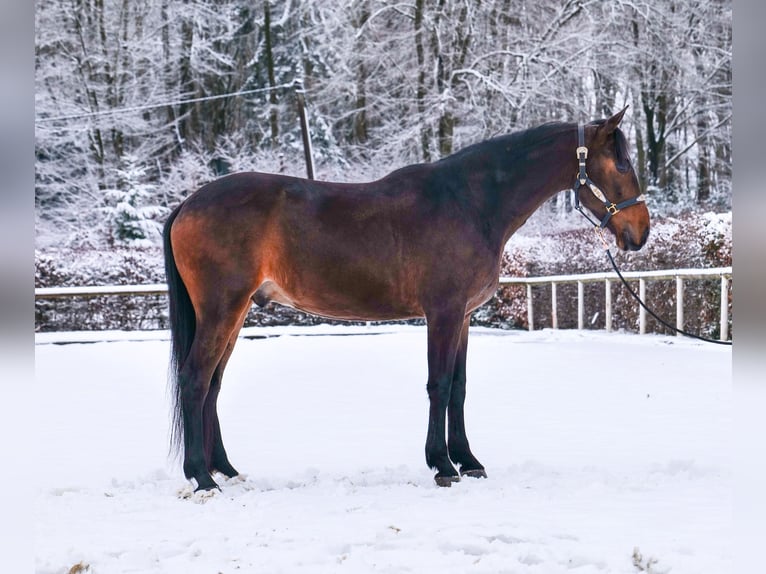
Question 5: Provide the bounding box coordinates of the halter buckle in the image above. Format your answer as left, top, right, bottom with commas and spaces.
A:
576, 146, 588, 160
606, 203, 620, 215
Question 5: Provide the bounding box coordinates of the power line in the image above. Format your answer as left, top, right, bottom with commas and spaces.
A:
35, 82, 297, 125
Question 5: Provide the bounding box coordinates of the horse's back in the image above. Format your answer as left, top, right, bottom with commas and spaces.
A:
169, 171, 429, 320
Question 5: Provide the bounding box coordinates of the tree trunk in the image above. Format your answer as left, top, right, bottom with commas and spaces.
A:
632, 93, 647, 192
178, 0, 195, 147
351, 3, 370, 146
436, 0, 470, 158
642, 92, 667, 187
414, 0, 432, 162
264, 1, 279, 148
161, 0, 180, 149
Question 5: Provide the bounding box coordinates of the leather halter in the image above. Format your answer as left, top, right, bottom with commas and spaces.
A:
572, 124, 645, 230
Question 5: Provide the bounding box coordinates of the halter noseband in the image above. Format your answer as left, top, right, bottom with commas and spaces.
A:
573, 124, 645, 230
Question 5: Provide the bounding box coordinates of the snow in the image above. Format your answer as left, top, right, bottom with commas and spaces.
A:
34, 326, 731, 573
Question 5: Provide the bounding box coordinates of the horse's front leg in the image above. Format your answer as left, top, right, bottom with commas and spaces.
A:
424, 306, 466, 486
447, 316, 487, 479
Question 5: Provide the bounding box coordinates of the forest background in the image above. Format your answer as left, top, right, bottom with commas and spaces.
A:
34, 0, 732, 335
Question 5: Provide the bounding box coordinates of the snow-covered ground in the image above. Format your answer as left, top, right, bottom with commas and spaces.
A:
34, 326, 731, 573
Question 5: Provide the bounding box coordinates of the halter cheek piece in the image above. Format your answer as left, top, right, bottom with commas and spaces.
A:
572, 124, 645, 231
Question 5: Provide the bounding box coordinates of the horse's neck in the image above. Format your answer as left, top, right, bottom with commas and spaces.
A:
512, 141, 573, 219
472, 129, 575, 246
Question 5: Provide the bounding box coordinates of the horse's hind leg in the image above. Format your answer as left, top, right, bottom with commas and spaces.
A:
447, 316, 486, 479
180, 295, 252, 491
203, 316, 247, 479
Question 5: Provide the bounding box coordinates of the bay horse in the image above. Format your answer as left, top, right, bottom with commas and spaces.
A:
163, 108, 650, 491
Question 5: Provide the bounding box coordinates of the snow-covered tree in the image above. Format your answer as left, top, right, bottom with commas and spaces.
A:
103, 155, 166, 245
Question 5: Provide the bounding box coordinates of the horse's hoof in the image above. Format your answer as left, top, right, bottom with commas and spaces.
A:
177, 480, 220, 501
434, 474, 461, 487
195, 484, 221, 493
461, 468, 487, 479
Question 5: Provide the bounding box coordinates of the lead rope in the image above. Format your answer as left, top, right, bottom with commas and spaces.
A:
604, 247, 732, 346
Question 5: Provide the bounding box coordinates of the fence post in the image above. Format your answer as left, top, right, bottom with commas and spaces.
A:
639, 278, 646, 335
527, 284, 534, 331
551, 282, 558, 329
605, 279, 612, 332
720, 275, 729, 341
294, 80, 315, 180
676, 276, 684, 335
577, 280, 584, 330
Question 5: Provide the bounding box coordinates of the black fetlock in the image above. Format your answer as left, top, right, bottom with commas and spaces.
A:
210, 458, 239, 479
449, 442, 486, 480
185, 454, 220, 492
429, 453, 460, 487
192, 472, 220, 492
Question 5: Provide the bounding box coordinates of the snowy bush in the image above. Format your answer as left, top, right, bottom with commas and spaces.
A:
472, 250, 528, 329
35, 248, 167, 332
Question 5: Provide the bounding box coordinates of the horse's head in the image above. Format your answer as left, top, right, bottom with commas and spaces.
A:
576, 107, 650, 251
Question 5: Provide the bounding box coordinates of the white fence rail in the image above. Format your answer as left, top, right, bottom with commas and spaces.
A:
34, 283, 168, 298
498, 266, 732, 341
35, 267, 732, 340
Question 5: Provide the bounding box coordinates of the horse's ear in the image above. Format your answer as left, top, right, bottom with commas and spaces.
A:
601, 105, 629, 134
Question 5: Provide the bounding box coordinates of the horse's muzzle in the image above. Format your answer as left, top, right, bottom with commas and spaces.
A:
620, 226, 649, 251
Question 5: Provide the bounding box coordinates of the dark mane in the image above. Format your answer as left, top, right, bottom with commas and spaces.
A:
440, 121, 575, 165
418, 122, 576, 239
508, 121, 576, 147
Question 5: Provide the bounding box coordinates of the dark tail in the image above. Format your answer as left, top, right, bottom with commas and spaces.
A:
163, 203, 195, 458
